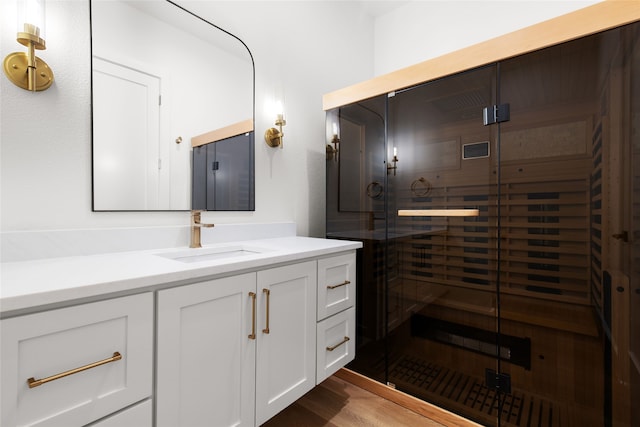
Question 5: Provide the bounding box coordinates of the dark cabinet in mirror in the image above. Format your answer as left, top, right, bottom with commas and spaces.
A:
90, 0, 254, 211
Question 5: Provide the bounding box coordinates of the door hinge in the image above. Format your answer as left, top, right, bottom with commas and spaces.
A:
159, 95, 162, 106
158, 158, 162, 170
211, 161, 219, 171
483, 103, 510, 125
485, 368, 511, 394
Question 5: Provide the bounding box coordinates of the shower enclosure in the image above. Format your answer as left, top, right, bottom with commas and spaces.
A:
326, 21, 639, 426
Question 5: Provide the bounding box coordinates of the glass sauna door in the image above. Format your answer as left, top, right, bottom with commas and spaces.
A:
385, 66, 501, 425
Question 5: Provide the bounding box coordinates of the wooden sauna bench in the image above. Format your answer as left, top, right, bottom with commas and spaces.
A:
414, 284, 600, 337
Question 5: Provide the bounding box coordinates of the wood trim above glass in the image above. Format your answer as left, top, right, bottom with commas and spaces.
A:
323, 1, 640, 111
191, 118, 254, 147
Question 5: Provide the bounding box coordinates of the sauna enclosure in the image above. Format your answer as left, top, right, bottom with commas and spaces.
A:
325, 19, 639, 427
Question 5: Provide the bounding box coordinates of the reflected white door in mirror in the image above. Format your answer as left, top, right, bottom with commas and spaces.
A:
93, 58, 162, 210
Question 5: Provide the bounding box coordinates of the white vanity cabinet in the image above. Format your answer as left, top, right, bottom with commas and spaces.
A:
0, 239, 360, 427
255, 261, 317, 425
156, 273, 257, 427
156, 262, 317, 427
0, 293, 154, 427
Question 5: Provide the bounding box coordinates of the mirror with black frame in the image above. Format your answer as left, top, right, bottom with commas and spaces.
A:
90, 0, 254, 211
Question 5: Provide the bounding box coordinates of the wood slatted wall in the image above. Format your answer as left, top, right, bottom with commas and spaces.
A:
398, 184, 497, 293
396, 157, 592, 305
501, 177, 590, 304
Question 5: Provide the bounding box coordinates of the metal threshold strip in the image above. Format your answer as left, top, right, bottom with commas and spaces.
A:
398, 209, 480, 217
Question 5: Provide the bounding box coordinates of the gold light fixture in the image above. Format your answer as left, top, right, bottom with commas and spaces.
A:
3, 0, 53, 92
265, 113, 286, 148
326, 122, 339, 161
387, 147, 398, 175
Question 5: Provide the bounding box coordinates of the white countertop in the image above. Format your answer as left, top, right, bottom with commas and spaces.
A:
0, 236, 361, 316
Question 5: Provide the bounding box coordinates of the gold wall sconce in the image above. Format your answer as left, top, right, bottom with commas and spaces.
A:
387, 147, 398, 175
265, 113, 286, 148
3, 0, 54, 92
326, 122, 339, 161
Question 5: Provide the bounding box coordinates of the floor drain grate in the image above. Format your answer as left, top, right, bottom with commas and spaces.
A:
389, 355, 561, 427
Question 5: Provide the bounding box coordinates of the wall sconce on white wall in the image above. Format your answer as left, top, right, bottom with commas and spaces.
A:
3, 0, 54, 91
387, 147, 398, 175
326, 122, 339, 161
264, 113, 286, 148
265, 98, 286, 149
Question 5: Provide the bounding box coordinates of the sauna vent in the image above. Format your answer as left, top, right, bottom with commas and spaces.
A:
411, 314, 531, 370
463, 141, 490, 159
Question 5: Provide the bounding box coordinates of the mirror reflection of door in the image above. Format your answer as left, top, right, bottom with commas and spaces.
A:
92, 58, 161, 210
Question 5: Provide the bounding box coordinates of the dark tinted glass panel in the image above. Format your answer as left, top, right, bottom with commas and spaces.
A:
630, 21, 640, 427
213, 132, 255, 211
192, 132, 255, 211
385, 66, 498, 425
499, 22, 638, 426
326, 95, 388, 384
192, 145, 208, 210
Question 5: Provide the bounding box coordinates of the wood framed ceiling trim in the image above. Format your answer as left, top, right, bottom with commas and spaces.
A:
323, 0, 640, 111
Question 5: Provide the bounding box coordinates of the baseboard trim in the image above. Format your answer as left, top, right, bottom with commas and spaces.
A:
335, 368, 482, 427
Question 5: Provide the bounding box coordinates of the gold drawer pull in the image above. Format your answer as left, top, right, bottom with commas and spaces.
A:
27, 352, 122, 389
249, 292, 257, 339
327, 280, 350, 290
326, 336, 350, 352
262, 288, 270, 334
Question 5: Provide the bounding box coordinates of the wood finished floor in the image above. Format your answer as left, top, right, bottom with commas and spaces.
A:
262, 375, 445, 427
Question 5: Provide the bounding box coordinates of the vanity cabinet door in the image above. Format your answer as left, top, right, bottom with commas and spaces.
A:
0, 293, 153, 427
255, 261, 317, 425
156, 273, 256, 427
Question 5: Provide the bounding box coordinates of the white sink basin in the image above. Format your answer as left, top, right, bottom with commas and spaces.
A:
156, 245, 271, 263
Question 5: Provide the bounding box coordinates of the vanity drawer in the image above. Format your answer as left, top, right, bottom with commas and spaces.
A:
0, 293, 153, 427
317, 253, 356, 321
316, 306, 355, 383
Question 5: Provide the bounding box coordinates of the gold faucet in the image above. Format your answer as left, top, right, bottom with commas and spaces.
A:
190, 210, 215, 248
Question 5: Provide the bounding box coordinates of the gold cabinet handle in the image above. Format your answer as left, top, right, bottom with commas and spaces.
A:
326, 336, 350, 352
262, 288, 270, 334
249, 292, 257, 339
327, 280, 350, 290
27, 351, 122, 389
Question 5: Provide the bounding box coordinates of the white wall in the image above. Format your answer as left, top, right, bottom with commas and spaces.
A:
0, 0, 603, 253
373, 0, 602, 76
